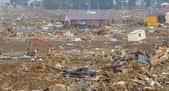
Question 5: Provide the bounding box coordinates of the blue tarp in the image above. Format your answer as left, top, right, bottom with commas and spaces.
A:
138, 54, 149, 64
92, 84, 97, 90
79, 24, 88, 29
27, 26, 34, 31
17, 26, 34, 31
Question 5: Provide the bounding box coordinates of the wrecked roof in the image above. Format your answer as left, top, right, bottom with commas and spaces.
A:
66, 12, 107, 20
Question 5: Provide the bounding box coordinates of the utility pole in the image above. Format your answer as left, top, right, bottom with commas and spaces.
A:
142, 0, 145, 9
59, 0, 64, 9
86, 0, 90, 11
97, 0, 100, 10
39, 0, 44, 17
88, 0, 91, 10
78, 0, 80, 9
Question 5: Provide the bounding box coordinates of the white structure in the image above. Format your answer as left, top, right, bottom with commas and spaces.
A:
128, 29, 146, 41
161, 2, 169, 7
27, 0, 42, 6
165, 12, 169, 24
0, 0, 10, 4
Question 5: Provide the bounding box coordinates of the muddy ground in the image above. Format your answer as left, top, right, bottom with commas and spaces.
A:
0, 28, 169, 90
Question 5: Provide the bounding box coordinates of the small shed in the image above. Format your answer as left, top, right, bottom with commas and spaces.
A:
128, 29, 146, 42
65, 12, 107, 28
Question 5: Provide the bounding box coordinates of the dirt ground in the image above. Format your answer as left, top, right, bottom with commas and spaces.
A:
0, 54, 169, 91
0, 28, 169, 91
1, 7, 169, 91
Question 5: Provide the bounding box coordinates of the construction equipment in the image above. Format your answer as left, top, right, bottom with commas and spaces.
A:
144, 16, 158, 27
26, 38, 53, 56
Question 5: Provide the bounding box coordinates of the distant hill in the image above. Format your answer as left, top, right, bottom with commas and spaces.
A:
11, 0, 169, 9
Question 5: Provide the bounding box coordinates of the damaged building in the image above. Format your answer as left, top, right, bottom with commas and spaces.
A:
65, 12, 107, 29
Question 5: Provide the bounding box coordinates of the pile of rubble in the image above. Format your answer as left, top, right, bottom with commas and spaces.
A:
0, 43, 169, 91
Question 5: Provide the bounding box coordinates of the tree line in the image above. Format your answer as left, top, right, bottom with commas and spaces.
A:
11, 0, 169, 9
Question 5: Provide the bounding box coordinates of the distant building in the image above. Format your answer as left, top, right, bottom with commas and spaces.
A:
0, 0, 11, 19
0, 0, 10, 5
65, 11, 107, 28
27, 0, 42, 7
